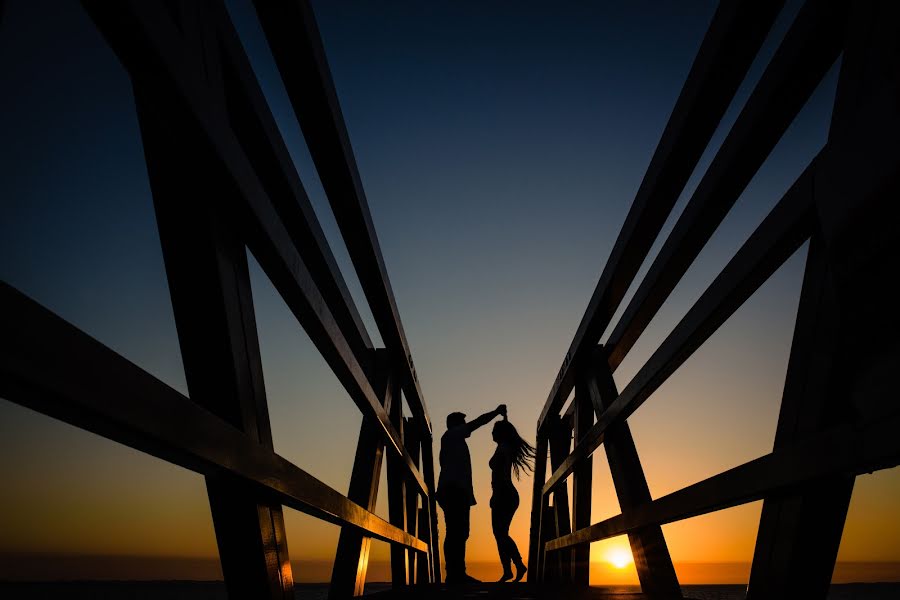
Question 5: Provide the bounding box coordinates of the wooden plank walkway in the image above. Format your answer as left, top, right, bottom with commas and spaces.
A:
367, 583, 669, 600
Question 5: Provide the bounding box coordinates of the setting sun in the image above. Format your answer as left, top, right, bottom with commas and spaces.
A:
608, 549, 633, 569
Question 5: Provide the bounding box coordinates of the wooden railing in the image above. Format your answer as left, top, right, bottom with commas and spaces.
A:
0, 1, 439, 598
528, 1, 900, 598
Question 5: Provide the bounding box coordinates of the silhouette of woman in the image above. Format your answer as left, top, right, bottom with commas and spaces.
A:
489, 417, 535, 582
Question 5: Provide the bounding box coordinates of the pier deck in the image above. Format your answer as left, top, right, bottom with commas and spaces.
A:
370, 583, 665, 600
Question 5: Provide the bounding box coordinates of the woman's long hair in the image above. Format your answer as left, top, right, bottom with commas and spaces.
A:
494, 419, 536, 480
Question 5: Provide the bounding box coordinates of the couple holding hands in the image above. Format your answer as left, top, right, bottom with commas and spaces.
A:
436, 403, 535, 584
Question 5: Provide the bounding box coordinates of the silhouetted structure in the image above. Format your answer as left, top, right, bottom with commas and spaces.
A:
2, 0, 440, 598
2, 1, 900, 600
528, 1, 900, 599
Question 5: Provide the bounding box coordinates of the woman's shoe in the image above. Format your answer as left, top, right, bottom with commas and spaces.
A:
498, 571, 514, 582
513, 561, 527, 582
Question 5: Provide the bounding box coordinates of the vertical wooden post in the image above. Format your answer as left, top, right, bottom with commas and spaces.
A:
329, 350, 392, 598
748, 3, 900, 596
386, 378, 409, 587
591, 346, 681, 597
528, 432, 549, 581
540, 502, 559, 581
135, 90, 293, 598
420, 435, 441, 583
571, 377, 594, 584
403, 416, 421, 584
417, 506, 431, 584
747, 236, 853, 598
547, 415, 573, 582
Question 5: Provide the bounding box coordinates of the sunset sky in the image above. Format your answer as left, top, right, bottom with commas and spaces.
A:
1, 0, 898, 586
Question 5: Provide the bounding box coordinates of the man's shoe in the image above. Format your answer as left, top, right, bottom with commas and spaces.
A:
445, 573, 465, 585
445, 573, 480, 585
498, 570, 514, 582
513, 561, 527, 582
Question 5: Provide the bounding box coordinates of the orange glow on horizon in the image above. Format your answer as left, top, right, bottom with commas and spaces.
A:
589, 538, 639, 585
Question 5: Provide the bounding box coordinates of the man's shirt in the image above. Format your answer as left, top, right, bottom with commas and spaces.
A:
437, 424, 477, 506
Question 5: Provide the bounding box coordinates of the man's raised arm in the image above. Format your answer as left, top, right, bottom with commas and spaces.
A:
464, 404, 506, 434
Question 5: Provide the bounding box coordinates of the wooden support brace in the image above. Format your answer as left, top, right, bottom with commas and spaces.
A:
571, 378, 594, 584
420, 436, 441, 583
386, 379, 409, 587
540, 503, 560, 582
403, 416, 422, 584
329, 351, 392, 597
528, 434, 549, 581
547, 416, 574, 582
417, 506, 430, 584
590, 347, 681, 597
747, 236, 852, 599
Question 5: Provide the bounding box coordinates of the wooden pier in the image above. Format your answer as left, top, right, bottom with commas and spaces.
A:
2, 0, 899, 598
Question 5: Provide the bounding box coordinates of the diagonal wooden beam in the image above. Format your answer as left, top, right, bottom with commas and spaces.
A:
330, 350, 393, 598
588, 348, 680, 597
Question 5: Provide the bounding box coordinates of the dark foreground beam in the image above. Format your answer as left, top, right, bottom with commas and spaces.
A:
543, 160, 816, 496
538, 0, 784, 432
80, 0, 428, 496
136, 49, 294, 595
546, 412, 900, 552
0, 284, 427, 553
749, 3, 900, 597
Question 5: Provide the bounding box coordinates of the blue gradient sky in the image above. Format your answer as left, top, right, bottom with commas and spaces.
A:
1, 0, 897, 584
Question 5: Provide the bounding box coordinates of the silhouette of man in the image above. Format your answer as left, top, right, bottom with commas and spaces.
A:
437, 404, 506, 584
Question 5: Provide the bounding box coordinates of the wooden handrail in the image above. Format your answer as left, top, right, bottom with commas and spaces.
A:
0, 284, 427, 552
